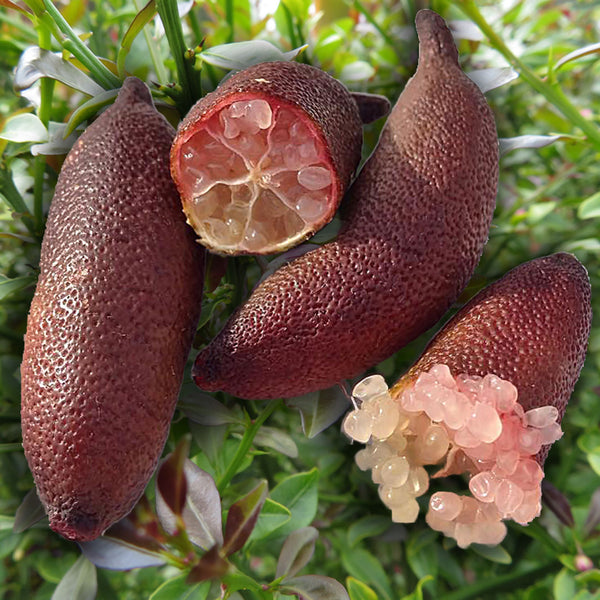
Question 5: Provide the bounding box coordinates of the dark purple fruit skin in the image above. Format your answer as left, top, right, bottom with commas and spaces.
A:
192, 10, 498, 400
393, 253, 592, 463
20, 78, 205, 541
171, 60, 363, 211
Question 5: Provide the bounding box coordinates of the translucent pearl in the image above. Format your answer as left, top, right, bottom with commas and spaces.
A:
429, 492, 463, 521
380, 456, 410, 487
353, 375, 388, 402
525, 406, 559, 428
391, 498, 420, 523
417, 424, 449, 464
342, 409, 373, 443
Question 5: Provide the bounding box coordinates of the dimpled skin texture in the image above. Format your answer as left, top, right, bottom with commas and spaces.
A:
171, 60, 363, 214
20, 78, 205, 541
393, 253, 592, 463
192, 10, 498, 400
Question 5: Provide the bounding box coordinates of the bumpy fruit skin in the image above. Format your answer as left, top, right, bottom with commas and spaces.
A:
392, 252, 592, 462
20, 78, 205, 542
170, 60, 363, 253
192, 10, 498, 399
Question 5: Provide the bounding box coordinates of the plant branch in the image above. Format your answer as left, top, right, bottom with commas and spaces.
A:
453, 0, 600, 150
217, 399, 282, 493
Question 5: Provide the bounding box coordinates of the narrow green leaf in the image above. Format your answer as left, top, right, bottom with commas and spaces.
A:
249, 498, 291, 542
0, 274, 36, 300
268, 469, 319, 539
346, 577, 377, 600
470, 544, 512, 564
223, 480, 268, 556
347, 516, 390, 547
149, 574, 210, 600
555, 42, 600, 71
578, 191, 600, 220
280, 575, 349, 600
276, 526, 319, 579
0, 113, 48, 143
340, 547, 393, 600
117, 0, 157, 78
51, 555, 97, 600
180, 393, 243, 426
64, 89, 119, 137
254, 426, 298, 458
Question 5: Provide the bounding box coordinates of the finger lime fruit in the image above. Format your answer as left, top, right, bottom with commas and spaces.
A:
343, 253, 591, 547
170, 60, 363, 255
192, 10, 499, 400
20, 78, 205, 542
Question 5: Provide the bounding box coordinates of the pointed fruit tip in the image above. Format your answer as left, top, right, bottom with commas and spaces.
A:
415, 9, 459, 66
116, 77, 153, 107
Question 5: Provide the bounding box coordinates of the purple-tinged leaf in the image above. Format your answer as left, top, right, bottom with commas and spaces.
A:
448, 19, 484, 41
14, 47, 104, 96
254, 426, 298, 458
157, 436, 191, 517
156, 458, 223, 550
223, 480, 268, 556
13, 488, 45, 533
350, 92, 391, 124
555, 42, 600, 71
80, 501, 167, 570
80, 533, 167, 570
179, 393, 244, 426
499, 135, 563, 156
584, 487, 600, 537
286, 386, 350, 438
276, 526, 319, 579
51, 555, 97, 600
280, 575, 350, 600
542, 481, 575, 528
467, 67, 519, 93
186, 545, 229, 583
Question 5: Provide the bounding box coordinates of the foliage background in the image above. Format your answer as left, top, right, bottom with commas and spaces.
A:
1, 0, 600, 598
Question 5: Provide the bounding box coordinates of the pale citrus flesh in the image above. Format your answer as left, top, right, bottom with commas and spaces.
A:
176, 96, 336, 254
343, 366, 563, 548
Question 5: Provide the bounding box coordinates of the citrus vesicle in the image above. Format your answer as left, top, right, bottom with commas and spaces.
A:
343, 253, 592, 547
171, 61, 363, 255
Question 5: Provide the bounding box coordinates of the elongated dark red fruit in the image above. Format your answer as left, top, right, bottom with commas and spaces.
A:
192, 9, 498, 399
20, 78, 205, 541
343, 253, 591, 547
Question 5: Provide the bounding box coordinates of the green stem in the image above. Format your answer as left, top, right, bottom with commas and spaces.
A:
352, 0, 401, 57
225, 0, 234, 43
133, 0, 168, 84
280, 2, 299, 49
33, 22, 54, 233
155, 0, 201, 115
40, 0, 121, 89
217, 399, 282, 493
453, 0, 600, 150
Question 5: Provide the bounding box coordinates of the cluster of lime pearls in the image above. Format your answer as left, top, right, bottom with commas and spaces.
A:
342, 365, 563, 547
178, 98, 334, 253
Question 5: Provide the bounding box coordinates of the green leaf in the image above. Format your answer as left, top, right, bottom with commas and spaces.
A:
406, 529, 439, 581
470, 544, 512, 564
338, 61, 375, 83
403, 576, 435, 600
588, 454, 600, 477
276, 526, 319, 579
117, 0, 157, 78
268, 469, 319, 539
0, 113, 48, 143
249, 498, 291, 542
223, 479, 268, 556
254, 426, 298, 458
13, 488, 45, 533
13, 47, 104, 96
340, 547, 393, 600
180, 393, 244, 426
346, 577, 377, 600
51, 555, 97, 600
578, 191, 600, 220
347, 516, 390, 547
64, 89, 120, 137
467, 67, 519, 93
0, 274, 35, 300
555, 42, 600, 71
200, 40, 304, 71
554, 568, 577, 600
280, 575, 349, 600
526, 201, 557, 224
149, 574, 210, 600
499, 135, 562, 155
286, 387, 349, 438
